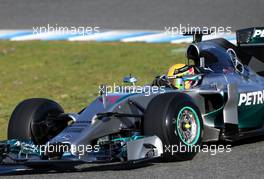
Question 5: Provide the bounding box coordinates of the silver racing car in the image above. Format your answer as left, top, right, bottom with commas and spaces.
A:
1, 27, 264, 171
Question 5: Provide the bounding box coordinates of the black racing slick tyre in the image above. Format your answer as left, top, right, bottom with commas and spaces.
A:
8, 98, 66, 145
144, 93, 203, 161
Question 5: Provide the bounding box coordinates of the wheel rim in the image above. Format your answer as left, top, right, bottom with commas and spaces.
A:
176, 106, 201, 146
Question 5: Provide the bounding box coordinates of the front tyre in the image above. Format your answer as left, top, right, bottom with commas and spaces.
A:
144, 93, 203, 161
8, 98, 66, 144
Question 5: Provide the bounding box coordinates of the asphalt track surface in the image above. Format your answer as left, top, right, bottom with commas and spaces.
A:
0, 0, 263, 31
1, 138, 264, 178
1, 0, 264, 178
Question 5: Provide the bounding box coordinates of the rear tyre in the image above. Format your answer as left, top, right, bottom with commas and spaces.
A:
144, 93, 203, 161
8, 98, 66, 144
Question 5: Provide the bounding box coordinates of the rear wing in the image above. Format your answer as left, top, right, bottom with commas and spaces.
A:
237, 27, 264, 46
236, 27, 264, 75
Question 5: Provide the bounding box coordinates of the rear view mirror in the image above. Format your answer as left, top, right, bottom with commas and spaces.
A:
123, 74, 137, 85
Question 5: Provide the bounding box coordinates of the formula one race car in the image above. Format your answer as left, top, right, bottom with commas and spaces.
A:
0, 27, 264, 172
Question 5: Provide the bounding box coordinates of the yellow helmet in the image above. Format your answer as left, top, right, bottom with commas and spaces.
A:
167, 64, 195, 89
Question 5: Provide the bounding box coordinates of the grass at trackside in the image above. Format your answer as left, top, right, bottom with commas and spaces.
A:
0, 41, 187, 139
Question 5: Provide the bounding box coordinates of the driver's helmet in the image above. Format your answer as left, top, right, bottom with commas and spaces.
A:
167, 64, 195, 89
